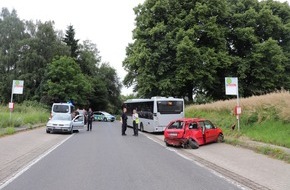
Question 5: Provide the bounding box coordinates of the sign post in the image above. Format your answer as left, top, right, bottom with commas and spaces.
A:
9, 80, 24, 119
225, 77, 241, 131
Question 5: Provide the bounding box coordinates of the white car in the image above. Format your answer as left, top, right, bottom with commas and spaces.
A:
46, 113, 85, 134
93, 111, 116, 122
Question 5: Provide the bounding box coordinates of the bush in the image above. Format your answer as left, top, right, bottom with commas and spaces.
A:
5, 127, 15, 135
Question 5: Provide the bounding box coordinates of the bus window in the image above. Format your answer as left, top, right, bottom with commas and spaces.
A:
157, 101, 183, 114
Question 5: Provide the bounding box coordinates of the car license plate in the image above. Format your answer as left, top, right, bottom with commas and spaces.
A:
170, 133, 177, 137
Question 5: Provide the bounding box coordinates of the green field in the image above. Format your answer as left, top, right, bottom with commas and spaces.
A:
186, 91, 290, 148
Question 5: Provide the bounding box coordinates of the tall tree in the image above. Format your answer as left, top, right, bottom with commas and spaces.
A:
0, 7, 123, 112
77, 40, 100, 76
77, 40, 122, 112
63, 25, 79, 59
99, 63, 122, 113
41, 56, 91, 105
123, 0, 290, 101
0, 8, 27, 102
17, 21, 70, 101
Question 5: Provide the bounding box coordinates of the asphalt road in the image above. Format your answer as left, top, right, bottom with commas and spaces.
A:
2, 122, 241, 190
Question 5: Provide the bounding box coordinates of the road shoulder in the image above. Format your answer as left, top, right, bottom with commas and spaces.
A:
146, 133, 290, 190
0, 127, 72, 187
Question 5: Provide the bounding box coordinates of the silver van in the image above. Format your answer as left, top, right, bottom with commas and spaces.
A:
51, 103, 74, 118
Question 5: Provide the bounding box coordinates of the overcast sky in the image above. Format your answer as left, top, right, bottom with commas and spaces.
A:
1, 0, 145, 95
1, 0, 289, 95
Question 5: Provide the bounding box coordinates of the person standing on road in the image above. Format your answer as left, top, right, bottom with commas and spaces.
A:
83, 108, 88, 125
132, 109, 139, 136
87, 108, 93, 131
121, 107, 127, 136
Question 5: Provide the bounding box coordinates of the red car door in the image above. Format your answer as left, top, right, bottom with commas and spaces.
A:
203, 120, 219, 143
188, 122, 204, 145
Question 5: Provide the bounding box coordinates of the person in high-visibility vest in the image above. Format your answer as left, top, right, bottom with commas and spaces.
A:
132, 109, 139, 136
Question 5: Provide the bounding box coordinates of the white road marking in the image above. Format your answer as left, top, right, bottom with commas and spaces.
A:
145, 134, 247, 190
0, 134, 74, 189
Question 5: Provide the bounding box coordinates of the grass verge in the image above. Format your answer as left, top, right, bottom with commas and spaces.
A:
0, 101, 49, 137
225, 138, 290, 163
186, 91, 290, 163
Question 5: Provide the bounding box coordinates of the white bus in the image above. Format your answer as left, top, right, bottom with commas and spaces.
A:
124, 97, 184, 132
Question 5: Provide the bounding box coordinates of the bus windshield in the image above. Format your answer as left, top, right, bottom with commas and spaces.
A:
157, 101, 183, 114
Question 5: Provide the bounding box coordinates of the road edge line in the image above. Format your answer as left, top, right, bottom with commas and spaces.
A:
0, 134, 74, 189
144, 134, 254, 190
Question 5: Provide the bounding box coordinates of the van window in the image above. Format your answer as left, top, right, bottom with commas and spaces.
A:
53, 105, 69, 113
52, 104, 74, 114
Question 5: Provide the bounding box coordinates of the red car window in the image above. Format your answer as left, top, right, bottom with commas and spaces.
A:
168, 121, 184, 129
204, 120, 215, 129
189, 122, 198, 129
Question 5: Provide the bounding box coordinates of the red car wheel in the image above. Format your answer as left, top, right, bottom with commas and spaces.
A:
189, 139, 199, 149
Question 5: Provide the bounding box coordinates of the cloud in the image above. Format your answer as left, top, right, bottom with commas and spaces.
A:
1, 0, 144, 95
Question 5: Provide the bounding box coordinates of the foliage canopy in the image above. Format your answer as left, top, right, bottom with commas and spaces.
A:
0, 8, 122, 113
123, 0, 290, 101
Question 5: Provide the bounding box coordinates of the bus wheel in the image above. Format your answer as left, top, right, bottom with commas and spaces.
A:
140, 123, 144, 132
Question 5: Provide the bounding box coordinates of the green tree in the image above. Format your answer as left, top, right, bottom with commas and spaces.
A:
17, 21, 70, 101
0, 8, 26, 102
227, 0, 290, 97
77, 40, 108, 110
123, 0, 290, 101
63, 25, 79, 59
0, 8, 70, 103
42, 56, 91, 105
77, 40, 100, 76
0, 7, 123, 112
77, 40, 122, 113
99, 63, 122, 113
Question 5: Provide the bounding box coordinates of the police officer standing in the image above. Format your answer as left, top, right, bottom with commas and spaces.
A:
121, 107, 127, 136
132, 109, 139, 136
87, 108, 93, 131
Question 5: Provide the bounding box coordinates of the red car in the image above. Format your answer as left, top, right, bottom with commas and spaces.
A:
164, 118, 224, 149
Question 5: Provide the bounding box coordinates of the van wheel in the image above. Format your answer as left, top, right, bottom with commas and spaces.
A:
188, 139, 199, 149
46, 130, 50, 134
140, 123, 144, 132
104, 118, 107, 122
217, 134, 224, 143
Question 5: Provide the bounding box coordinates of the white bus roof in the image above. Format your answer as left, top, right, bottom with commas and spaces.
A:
124, 97, 183, 103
